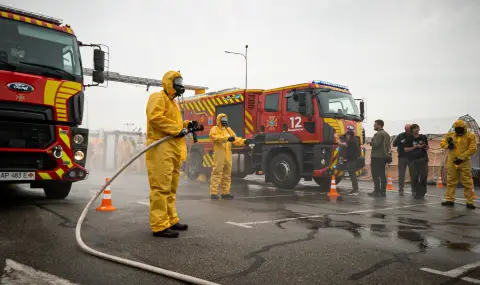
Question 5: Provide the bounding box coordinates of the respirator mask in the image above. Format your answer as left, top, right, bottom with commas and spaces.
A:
173, 77, 185, 98
455, 127, 465, 136
220, 117, 228, 127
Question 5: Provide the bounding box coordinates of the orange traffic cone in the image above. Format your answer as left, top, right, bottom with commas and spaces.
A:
328, 175, 340, 201
436, 176, 444, 188
96, 178, 117, 212
386, 175, 394, 191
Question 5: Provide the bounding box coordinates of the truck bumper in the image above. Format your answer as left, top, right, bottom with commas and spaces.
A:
0, 125, 89, 183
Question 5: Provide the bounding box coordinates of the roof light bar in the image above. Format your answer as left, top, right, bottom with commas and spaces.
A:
0, 4, 63, 25
312, 80, 348, 90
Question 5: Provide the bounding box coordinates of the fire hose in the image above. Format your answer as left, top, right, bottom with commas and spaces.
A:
75, 124, 222, 285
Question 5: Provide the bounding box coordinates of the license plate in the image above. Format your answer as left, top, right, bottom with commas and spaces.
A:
0, 172, 36, 181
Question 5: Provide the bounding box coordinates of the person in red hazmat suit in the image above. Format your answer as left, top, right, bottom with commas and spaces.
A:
440, 120, 478, 209
145, 70, 199, 238
209, 114, 251, 199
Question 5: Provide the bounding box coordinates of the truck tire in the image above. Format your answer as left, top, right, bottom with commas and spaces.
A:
313, 176, 343, 192
186, 151, 203, 181
268, 153, 300, 189
43, 182, 72, 199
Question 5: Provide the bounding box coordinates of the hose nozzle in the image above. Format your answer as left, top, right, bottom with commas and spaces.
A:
188, 124, 204, 143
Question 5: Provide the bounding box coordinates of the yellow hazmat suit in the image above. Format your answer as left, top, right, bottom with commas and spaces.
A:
145, 70, 190, 233
440, 120, 478, 205
209, 114, 245, 197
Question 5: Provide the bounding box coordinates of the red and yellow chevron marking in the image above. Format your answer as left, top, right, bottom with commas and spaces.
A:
44, 80, 82, 122
202, 153, 214, 168
356, 122, 364, 144
0, 11, 75, 35
183, 93, 245, 117
37, 126, 75, 180
324, 118, 346, 136
244, 110, 255, 135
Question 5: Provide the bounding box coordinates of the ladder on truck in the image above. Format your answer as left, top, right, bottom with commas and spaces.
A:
82, 68, 208, 94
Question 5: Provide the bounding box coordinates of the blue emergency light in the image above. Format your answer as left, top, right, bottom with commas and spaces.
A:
312, 80, 349, 90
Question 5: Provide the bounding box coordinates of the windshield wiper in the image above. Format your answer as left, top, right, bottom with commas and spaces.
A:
324, 112, 348, 119
344, 114, 362, 121
19, 61, 76, 80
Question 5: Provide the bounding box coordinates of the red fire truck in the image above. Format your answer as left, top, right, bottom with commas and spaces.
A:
0, 5, 106, 198
181, 80, 366, 189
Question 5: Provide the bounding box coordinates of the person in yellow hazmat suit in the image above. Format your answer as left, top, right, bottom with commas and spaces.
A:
209, 113, 251, 200
117, 136, 133, 171
440, 120, 478, 209
145, 70, 198, 238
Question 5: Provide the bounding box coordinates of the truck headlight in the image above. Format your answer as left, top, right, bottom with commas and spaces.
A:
74, 151, 85, 161
73, 134, 84, 144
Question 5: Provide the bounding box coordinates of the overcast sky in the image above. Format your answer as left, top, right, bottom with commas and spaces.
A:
6, 0, 480, 136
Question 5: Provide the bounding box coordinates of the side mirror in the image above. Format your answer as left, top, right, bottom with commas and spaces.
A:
93, 49, 105, 72
360, 101, 365, 120
92, 70, 105, 84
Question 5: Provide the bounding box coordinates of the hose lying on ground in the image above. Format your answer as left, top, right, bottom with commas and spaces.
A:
75, 128, 222, 285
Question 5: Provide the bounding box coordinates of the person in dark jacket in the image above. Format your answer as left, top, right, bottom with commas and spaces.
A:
340, 131, 361, 196
404, 124, 429, 199
393, 124, 412, 196
368, 119, 391, 197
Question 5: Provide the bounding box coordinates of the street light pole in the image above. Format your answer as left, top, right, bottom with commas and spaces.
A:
225, 44, 248, 89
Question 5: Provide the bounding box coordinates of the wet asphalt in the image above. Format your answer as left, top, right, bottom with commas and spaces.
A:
0, 171, 479, 285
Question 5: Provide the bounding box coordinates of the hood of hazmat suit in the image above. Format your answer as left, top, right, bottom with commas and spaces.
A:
209, 113, 245, 195
145, 70, 190, 232
440, 119, 478, 204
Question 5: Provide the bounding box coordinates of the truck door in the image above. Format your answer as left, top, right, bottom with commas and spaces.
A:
258, 91, 281, 133
281, 88, 318, 142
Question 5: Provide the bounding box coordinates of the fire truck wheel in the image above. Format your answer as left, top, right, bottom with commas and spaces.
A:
268, 153, 300, 189
186, 151, 203, 181
43, 182, 72, 199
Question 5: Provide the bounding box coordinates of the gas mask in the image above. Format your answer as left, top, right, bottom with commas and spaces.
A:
220, 117, 228, 127
455, 127, 465, 136
172, 77, 185, 98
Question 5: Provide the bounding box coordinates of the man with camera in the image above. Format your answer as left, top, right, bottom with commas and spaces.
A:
403, 124, 429, 199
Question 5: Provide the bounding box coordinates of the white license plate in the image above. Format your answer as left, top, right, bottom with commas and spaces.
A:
0, 172, 36, 181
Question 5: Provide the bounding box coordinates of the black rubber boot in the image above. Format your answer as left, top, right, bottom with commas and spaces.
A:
152, 229, 179, 238
441, 201, 454, 207
399, 191, 404, 197
170, 223, 188, 231
211, 194, 219, 200
367, 191, 378, 197
221, 194, 234, 199
466, 204, 476, 210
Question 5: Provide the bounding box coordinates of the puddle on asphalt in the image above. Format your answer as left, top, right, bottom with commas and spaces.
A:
278, 213, 480, 253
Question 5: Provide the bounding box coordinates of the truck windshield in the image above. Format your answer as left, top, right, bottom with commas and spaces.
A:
0, 17, 82, 82
315, 88, 361, 121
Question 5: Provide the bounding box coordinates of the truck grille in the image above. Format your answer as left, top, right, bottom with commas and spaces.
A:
0, 121, 55, 149
0, 152, 57, 170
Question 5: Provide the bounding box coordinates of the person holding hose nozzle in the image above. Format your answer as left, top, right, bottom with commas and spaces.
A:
209, 113, 251, 200
145, 70, 200, 238
440, 120, 477, 209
